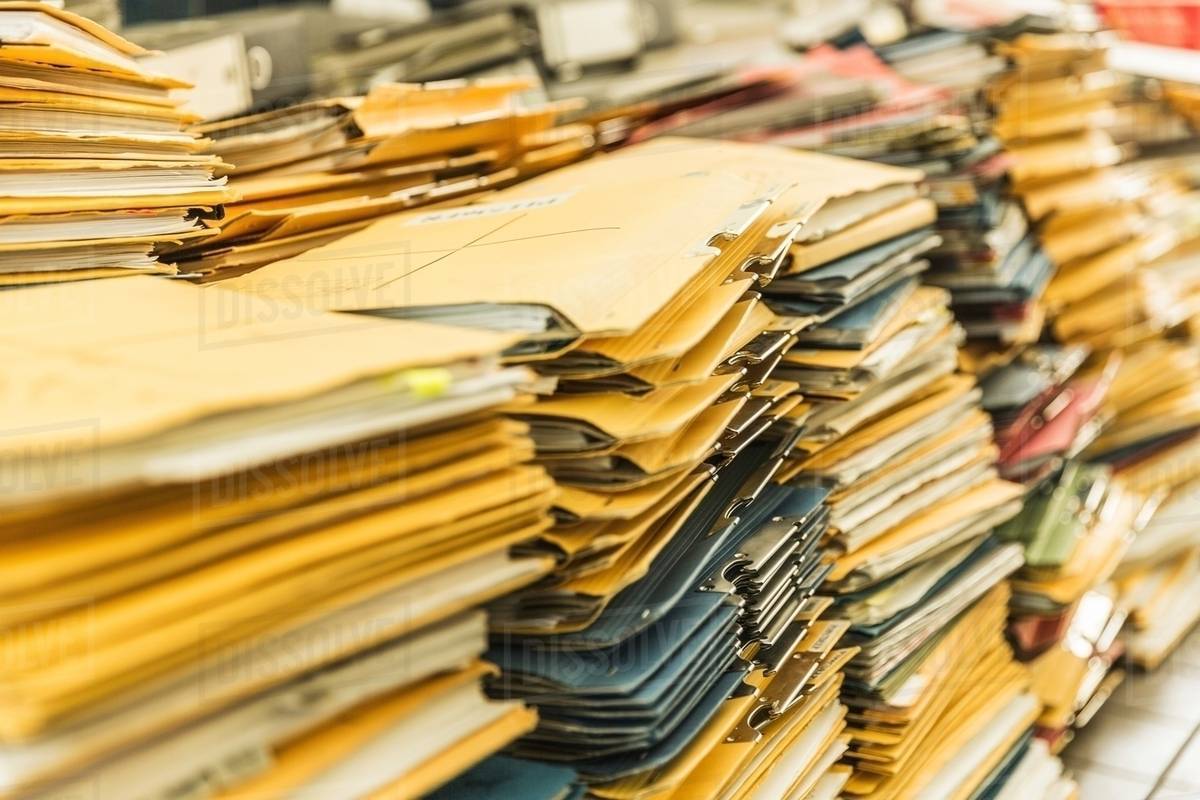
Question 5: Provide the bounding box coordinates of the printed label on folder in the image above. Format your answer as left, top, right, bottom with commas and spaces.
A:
404, 193, 574, 226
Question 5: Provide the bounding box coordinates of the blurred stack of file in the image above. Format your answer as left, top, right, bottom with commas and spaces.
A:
758, 141, 1052, 798
167, 78, 593, 281
877, 31, 1057, 349
978, 344, 1114, 485
998, 460, 1152, 749
0, 1, 231, 285
1119, 546, 1200, 670
996, 32, 1200, 671
880, 28, 1009, 105
994, 33, 1167, 353
222, 137, 938, 798
1090, 121, 1200, 665
0, 277, 553, 799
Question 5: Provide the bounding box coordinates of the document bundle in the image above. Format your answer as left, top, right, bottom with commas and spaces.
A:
650, 19, 1200, 755
0, 1, 231, 285
765, 152, 1050, 800
0, 277, 553, 799
222, 137, 950, 798
167, 78, 594, 281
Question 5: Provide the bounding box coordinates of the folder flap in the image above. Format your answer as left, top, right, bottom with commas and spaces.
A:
555, 468, 702, 522
580, 278, 756, 366
351, 79, 536, 135
788, 198, 938, 275
797, 183, 920, 244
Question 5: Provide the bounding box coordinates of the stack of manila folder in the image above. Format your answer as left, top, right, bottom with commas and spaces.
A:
0, 1, 231, 285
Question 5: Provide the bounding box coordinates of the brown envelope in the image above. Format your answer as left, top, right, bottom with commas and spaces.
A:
1019, 169, 1131, 221
209, 661, 533, 800
0, 492, 553, 740
0, 429, 536, 619
0, 87, 198, 123
0, 265, 171, 285
366, 705, 538, 800
625, 300, 763, 390
1039, 203, 1144, 266
799, 376, 977, 474
1043, 233, 1170, 310
570, 279, 756, 371
1007, 130, 1123, 185
539, 471, 711, 562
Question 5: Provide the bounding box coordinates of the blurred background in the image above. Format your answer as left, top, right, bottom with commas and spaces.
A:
64, 1, 1113, 119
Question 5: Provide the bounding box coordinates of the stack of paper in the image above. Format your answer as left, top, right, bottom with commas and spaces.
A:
998, 461, 1152, 748
165, 79, 593, 281
221, 137, 936, 798
0, 1, 232, 285
758, 144, 1044, 799
0, 277, 553, 799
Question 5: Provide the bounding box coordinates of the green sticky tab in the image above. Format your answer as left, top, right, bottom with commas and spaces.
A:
398, 367, 453, 398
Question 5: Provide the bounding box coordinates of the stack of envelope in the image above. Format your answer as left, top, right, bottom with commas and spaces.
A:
0, 1, 231, 285
0, 277, 555, 799
220, 137, 940, 798
998, 461, 1153, 749
165, 79, 593, 281
755, 141, 1052, 799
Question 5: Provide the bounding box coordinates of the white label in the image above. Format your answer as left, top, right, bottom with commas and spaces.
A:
403, 193, 574, 226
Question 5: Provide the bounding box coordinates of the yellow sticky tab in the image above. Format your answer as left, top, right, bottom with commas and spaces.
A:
398, 367, 453, 398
